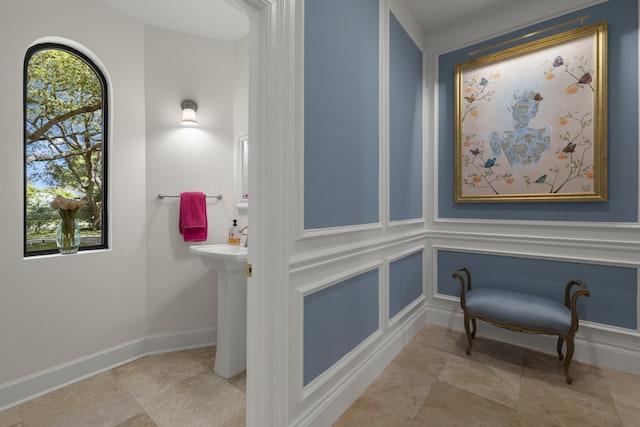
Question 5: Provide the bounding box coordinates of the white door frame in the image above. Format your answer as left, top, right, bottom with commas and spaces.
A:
230, 1, 298, 425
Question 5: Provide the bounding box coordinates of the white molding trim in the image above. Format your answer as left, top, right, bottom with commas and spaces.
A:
297, 261, 383, 296
389, 295, 425, 328
300, 330, 384, 402
388, 1, 427, 52
294, 0, 305, 242
233, 130, 249, 211
434, 217, 640, 230
246, 0, 298, 425
430, 234, 640, 267
431, 239, 640, 266
296, 262, 384, 400
295, 0, 390, 241
637, 268, 640, 334
0, 328, 216, 412
426, 304, 640, 375
380, 0, 390, 229
386, 246, 426, 328
292, 304, 427, 427
385, 244, 426, 264
388, 218, 425, 227
227, 0, 270, 14
300, 223, 385, 240
380, 258, 390, 335
290, 232, 427, 276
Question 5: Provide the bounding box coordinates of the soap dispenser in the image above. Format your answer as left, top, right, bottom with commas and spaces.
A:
228, 219, 240, 245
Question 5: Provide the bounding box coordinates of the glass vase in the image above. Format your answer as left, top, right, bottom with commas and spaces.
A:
56, 218, 81, 254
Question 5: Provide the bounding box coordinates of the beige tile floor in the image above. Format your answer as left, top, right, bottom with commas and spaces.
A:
0, 346, 246, 427
335, 325, 640, 426
2, 325, 640, 426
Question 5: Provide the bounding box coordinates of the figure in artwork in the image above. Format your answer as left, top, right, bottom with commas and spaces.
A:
488, 90, 551, 167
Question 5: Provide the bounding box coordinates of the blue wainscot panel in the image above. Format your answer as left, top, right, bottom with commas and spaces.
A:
389, 12, 423, 221
438, 0, 638, 221
438, 250, 638, 330
389, 251, 423, 318
304, 0, 380, 229
304, 269, 379, 385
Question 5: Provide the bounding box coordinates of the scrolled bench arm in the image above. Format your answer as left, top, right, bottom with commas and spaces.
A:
452, 267, 472, 311
564, 279, 591, 335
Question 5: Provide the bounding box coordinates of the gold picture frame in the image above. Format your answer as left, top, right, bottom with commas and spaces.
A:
455, 21, 607, 203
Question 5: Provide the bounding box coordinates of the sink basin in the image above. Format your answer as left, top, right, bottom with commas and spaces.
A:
190, 244, 248, 379
190, 244, 247, 272
190, 244, 247, 262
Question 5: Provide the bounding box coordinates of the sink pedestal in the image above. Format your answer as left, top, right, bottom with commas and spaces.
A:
190, 244, 248, 379
214, 263, 246, 378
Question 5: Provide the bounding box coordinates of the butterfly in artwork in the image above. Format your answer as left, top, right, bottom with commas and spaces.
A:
553, 56, 564, 67
464, 94, 475, 103
479, 77, 488, 86
470, 148, 480, 156
535, 174, 547, 183
534, 93, 543, 101
562, 142, 576, 153
578, 73, 592, 84
484, 158, 496, 168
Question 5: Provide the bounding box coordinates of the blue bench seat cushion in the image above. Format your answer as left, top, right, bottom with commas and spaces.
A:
465, 288, 571, 335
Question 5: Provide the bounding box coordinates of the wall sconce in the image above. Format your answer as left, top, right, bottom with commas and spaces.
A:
180, 99, 199, 126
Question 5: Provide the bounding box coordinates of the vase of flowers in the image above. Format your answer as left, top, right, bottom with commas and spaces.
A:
50, 195, 85, 254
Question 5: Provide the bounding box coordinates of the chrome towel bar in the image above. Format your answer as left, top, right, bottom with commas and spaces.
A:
158, 193, 223, 200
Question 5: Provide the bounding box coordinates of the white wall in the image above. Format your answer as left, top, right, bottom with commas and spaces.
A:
144, 26, 239, 337
234, 35, 249, 225
234, 36, 249, 138
0, 0, 147, 390
0, 1, 248, 410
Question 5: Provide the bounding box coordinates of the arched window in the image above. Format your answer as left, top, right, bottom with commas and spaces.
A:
24, 43, 108, 256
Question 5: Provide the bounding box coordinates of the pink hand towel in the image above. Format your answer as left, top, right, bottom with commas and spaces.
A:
179, 192, 208, 242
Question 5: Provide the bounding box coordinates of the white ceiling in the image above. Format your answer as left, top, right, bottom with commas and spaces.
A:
96, 0, 249, 42
405, 0, 527, 33
95, 0, 525, 42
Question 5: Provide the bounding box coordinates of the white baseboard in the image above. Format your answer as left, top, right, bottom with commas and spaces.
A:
143, 328, 216, 355
293, 302, 640, 426
294, 306, 428, 427
5, 303, 637, 421
0, 327, 216, 412
426, 305, 640, 375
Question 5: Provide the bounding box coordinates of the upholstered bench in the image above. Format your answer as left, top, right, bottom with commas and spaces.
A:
452, 267, 590, 384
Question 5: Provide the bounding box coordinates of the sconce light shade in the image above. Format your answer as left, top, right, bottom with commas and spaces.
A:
180, 99, 199, 126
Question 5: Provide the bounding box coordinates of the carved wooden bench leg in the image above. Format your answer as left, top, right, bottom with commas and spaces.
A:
464, 314, 473, 355
563, 338, 576, 384
556, 337, 565, 361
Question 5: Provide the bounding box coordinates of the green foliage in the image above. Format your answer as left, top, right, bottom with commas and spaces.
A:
25, 47, 105, 239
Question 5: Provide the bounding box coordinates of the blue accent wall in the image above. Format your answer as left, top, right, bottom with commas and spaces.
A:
303, 269, 380, 385
438, 250, 638, 330
304, 0, 380, 229
389, 251, 423, 318
438, 0, 638, 221
389, 12, 423, 221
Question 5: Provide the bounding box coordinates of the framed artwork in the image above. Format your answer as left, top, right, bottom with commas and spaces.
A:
455, 21, 607, 203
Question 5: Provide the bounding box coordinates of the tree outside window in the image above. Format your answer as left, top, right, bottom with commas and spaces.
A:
24, 44, 108, 256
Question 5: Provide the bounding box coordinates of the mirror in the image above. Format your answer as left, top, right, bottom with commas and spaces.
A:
234, 131, 249, 210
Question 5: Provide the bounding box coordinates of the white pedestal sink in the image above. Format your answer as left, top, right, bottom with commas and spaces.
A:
190, 244, 248, 379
